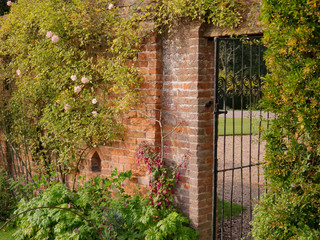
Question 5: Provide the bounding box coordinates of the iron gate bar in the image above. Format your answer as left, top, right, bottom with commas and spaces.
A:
249, 42, 253, 223
212, 36, 220, 240
240, 40, 245, 237
217, 162, 266, 173
222, 39, 227, 238
212, 36, 269, 240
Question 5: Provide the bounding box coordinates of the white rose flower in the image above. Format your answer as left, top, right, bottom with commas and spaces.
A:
108, 3, 114, 10
46, 31, 53, 38
71, 75, 77, 81
92, 111, 98, 117
92, 98, 98, 104
64, 104, 71, 111
74, 86, 82, 94
51, 35, 59, 43
81, 77, 89, 84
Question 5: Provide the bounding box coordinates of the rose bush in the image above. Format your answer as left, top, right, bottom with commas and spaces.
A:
0, 0, 143, 178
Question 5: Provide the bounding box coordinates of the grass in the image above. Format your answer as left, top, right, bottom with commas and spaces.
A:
0, 222, 15, 240
218, 117, 271, 136
218, 199, 246, 220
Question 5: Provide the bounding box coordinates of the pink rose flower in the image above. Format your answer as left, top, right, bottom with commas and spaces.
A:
16, 69, 21, 75
108, 3, 114, 10
46, 31, 53, 38
74, 86, 81, 93
71, 75, 77, 81
51, 35, 59, 43
92, 111, 98, 117
92, 98, 98, 104
7, 1, 11, 6
81, 77, 89, 84
64, 104, 71, 111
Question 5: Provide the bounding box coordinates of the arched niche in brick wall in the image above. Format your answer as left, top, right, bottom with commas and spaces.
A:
91, 151, 101, 173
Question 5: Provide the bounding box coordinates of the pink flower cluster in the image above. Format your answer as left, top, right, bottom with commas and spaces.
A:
137, 144, 186, 209
46, 31, 59, 43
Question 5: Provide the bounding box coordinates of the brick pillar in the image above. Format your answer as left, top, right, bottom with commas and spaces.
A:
162, 22, 214, 239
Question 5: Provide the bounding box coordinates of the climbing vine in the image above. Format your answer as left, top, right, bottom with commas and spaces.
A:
0, 0, 144, 176
152, 0, 243, 32
0, 0, 244, 177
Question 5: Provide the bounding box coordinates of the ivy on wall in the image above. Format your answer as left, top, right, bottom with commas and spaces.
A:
251, 0, 320, 238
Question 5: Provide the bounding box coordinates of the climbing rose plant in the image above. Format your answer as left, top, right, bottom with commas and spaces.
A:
0, 0, 144, 174
0, 0, 244, 179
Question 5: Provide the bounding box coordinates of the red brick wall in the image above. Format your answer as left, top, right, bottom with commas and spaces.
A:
1, 21, 216, 238
79, 22, 215, 239
79, 34, 163, 192
161, 22, 214, 239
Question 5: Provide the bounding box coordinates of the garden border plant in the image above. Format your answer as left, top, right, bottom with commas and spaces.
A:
0, 168, 199, 240
0, 206, 103, 240
251, 0, 320, 239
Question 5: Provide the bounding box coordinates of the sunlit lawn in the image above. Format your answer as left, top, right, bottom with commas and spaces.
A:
218, 117, 271, 136
218, 199, 246, 220
0, 222, 15, 240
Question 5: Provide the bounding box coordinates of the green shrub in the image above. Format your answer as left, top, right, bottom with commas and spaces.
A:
251, 0, 320, 239
0, 168, 17, 221
12, 169, 198, 240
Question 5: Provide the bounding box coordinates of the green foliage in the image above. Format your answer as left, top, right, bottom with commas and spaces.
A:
0, 0, 244, 179
0, 168, 17, 221
144, 212, 198, 240
251, 0, 320, 239
12, 169, 131, 240
153, 0, 243, 32
12, 169, 198, 240
0, 0, 144, 174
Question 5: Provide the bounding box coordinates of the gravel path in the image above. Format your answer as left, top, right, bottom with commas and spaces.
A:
217, 134, 266, 239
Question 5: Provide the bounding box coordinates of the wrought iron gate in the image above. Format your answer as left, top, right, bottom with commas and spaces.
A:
212, 36, 272, 239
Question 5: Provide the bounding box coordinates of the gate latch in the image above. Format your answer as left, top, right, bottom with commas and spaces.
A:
214, 110, 228, 115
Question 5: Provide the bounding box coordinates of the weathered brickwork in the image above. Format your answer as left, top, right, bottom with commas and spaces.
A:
78, 22, 216, 238
79, 34, 163, 193
161, 22, 214, 239
76, 22, 216, 238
